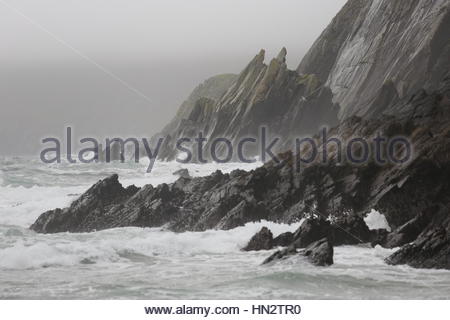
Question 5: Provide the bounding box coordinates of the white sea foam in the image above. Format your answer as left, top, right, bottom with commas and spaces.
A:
0, 185, 85, 227
364, 209, 392, 231
0, 157, 449, 299
0, 159, 262, 227
0, 221, 301, 270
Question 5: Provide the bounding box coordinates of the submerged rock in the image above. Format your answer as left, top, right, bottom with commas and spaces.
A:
262, 238, 334, 267
262, 247, 296, 265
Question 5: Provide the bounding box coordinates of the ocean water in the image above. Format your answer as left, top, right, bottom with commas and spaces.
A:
0, 157, 449, 299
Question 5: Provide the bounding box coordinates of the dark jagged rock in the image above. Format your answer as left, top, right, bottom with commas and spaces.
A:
30, 174, 139, 233
369, 229, 390, 248
290, 215, 370, 248
386, 216, 450, 269
242, 227, 273, 251
292, 218, 331, 248
273, 232, 294, 247
303, 238, 334, 266
262, 247, 296, 265
383, 210, 434, 248
262, 238, 334, 267
331, 214, 371, 246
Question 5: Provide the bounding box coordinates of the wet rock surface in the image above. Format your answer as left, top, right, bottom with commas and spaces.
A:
242, 227, 273, 251
303, 238, 334, 266
291, 219, 331, 248
30, 174, 140, 233
273, 232, 294, 247
331, 215, 371, 246
386, 215, 450, 269
263, 238, 334, 267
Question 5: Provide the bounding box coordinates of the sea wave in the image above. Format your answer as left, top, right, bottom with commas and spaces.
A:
0, 221, 301, 269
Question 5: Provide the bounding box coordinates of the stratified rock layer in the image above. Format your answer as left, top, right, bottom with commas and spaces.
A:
156, 48, 339, 161
298, 0, 450, 119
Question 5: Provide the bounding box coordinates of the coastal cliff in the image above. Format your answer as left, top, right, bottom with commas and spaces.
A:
298, 0, 450, 119
156, 48, 339, 161
30, 0, 450, 269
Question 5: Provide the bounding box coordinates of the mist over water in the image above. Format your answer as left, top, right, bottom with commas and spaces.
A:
0, 157, 449, 299
0, 0, 347, 156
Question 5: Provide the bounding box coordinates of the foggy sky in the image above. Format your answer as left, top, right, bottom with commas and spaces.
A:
0, 0, 346, 155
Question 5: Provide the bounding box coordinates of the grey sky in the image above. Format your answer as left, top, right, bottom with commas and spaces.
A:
0, 0, 346, 155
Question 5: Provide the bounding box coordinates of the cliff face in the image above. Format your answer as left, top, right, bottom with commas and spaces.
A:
205, 49, 338, 150
298, 0, 450, 119
158, 0, 449, 160
158, 49, 339, 160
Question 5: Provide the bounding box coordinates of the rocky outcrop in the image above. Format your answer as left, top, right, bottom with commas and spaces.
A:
331, 214, 371, 246
273, 232, 294, 247
30, 174, 139, 233
263, 238, 334, 267
242, 227, 274, 251
156, 74, 238, 160
382, 209, 434, 249
159, 74, 238, 136
291, 219, 331, 248
244, 215, 370, 252
155, 0, 450, 161
303, 238, 334, 266
386, 215, 450, 269
157, 48, 339, 161
298, 0, 450, 119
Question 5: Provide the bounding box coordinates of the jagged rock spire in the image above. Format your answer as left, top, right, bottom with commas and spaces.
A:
276, 47, 287, 63
254, 49, 266, 64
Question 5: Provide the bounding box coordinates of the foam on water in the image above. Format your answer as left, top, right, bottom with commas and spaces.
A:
0, 156, 449, 299
0, 221, 301, 270
0, 157, 262, 227
0, 185, 84, 227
